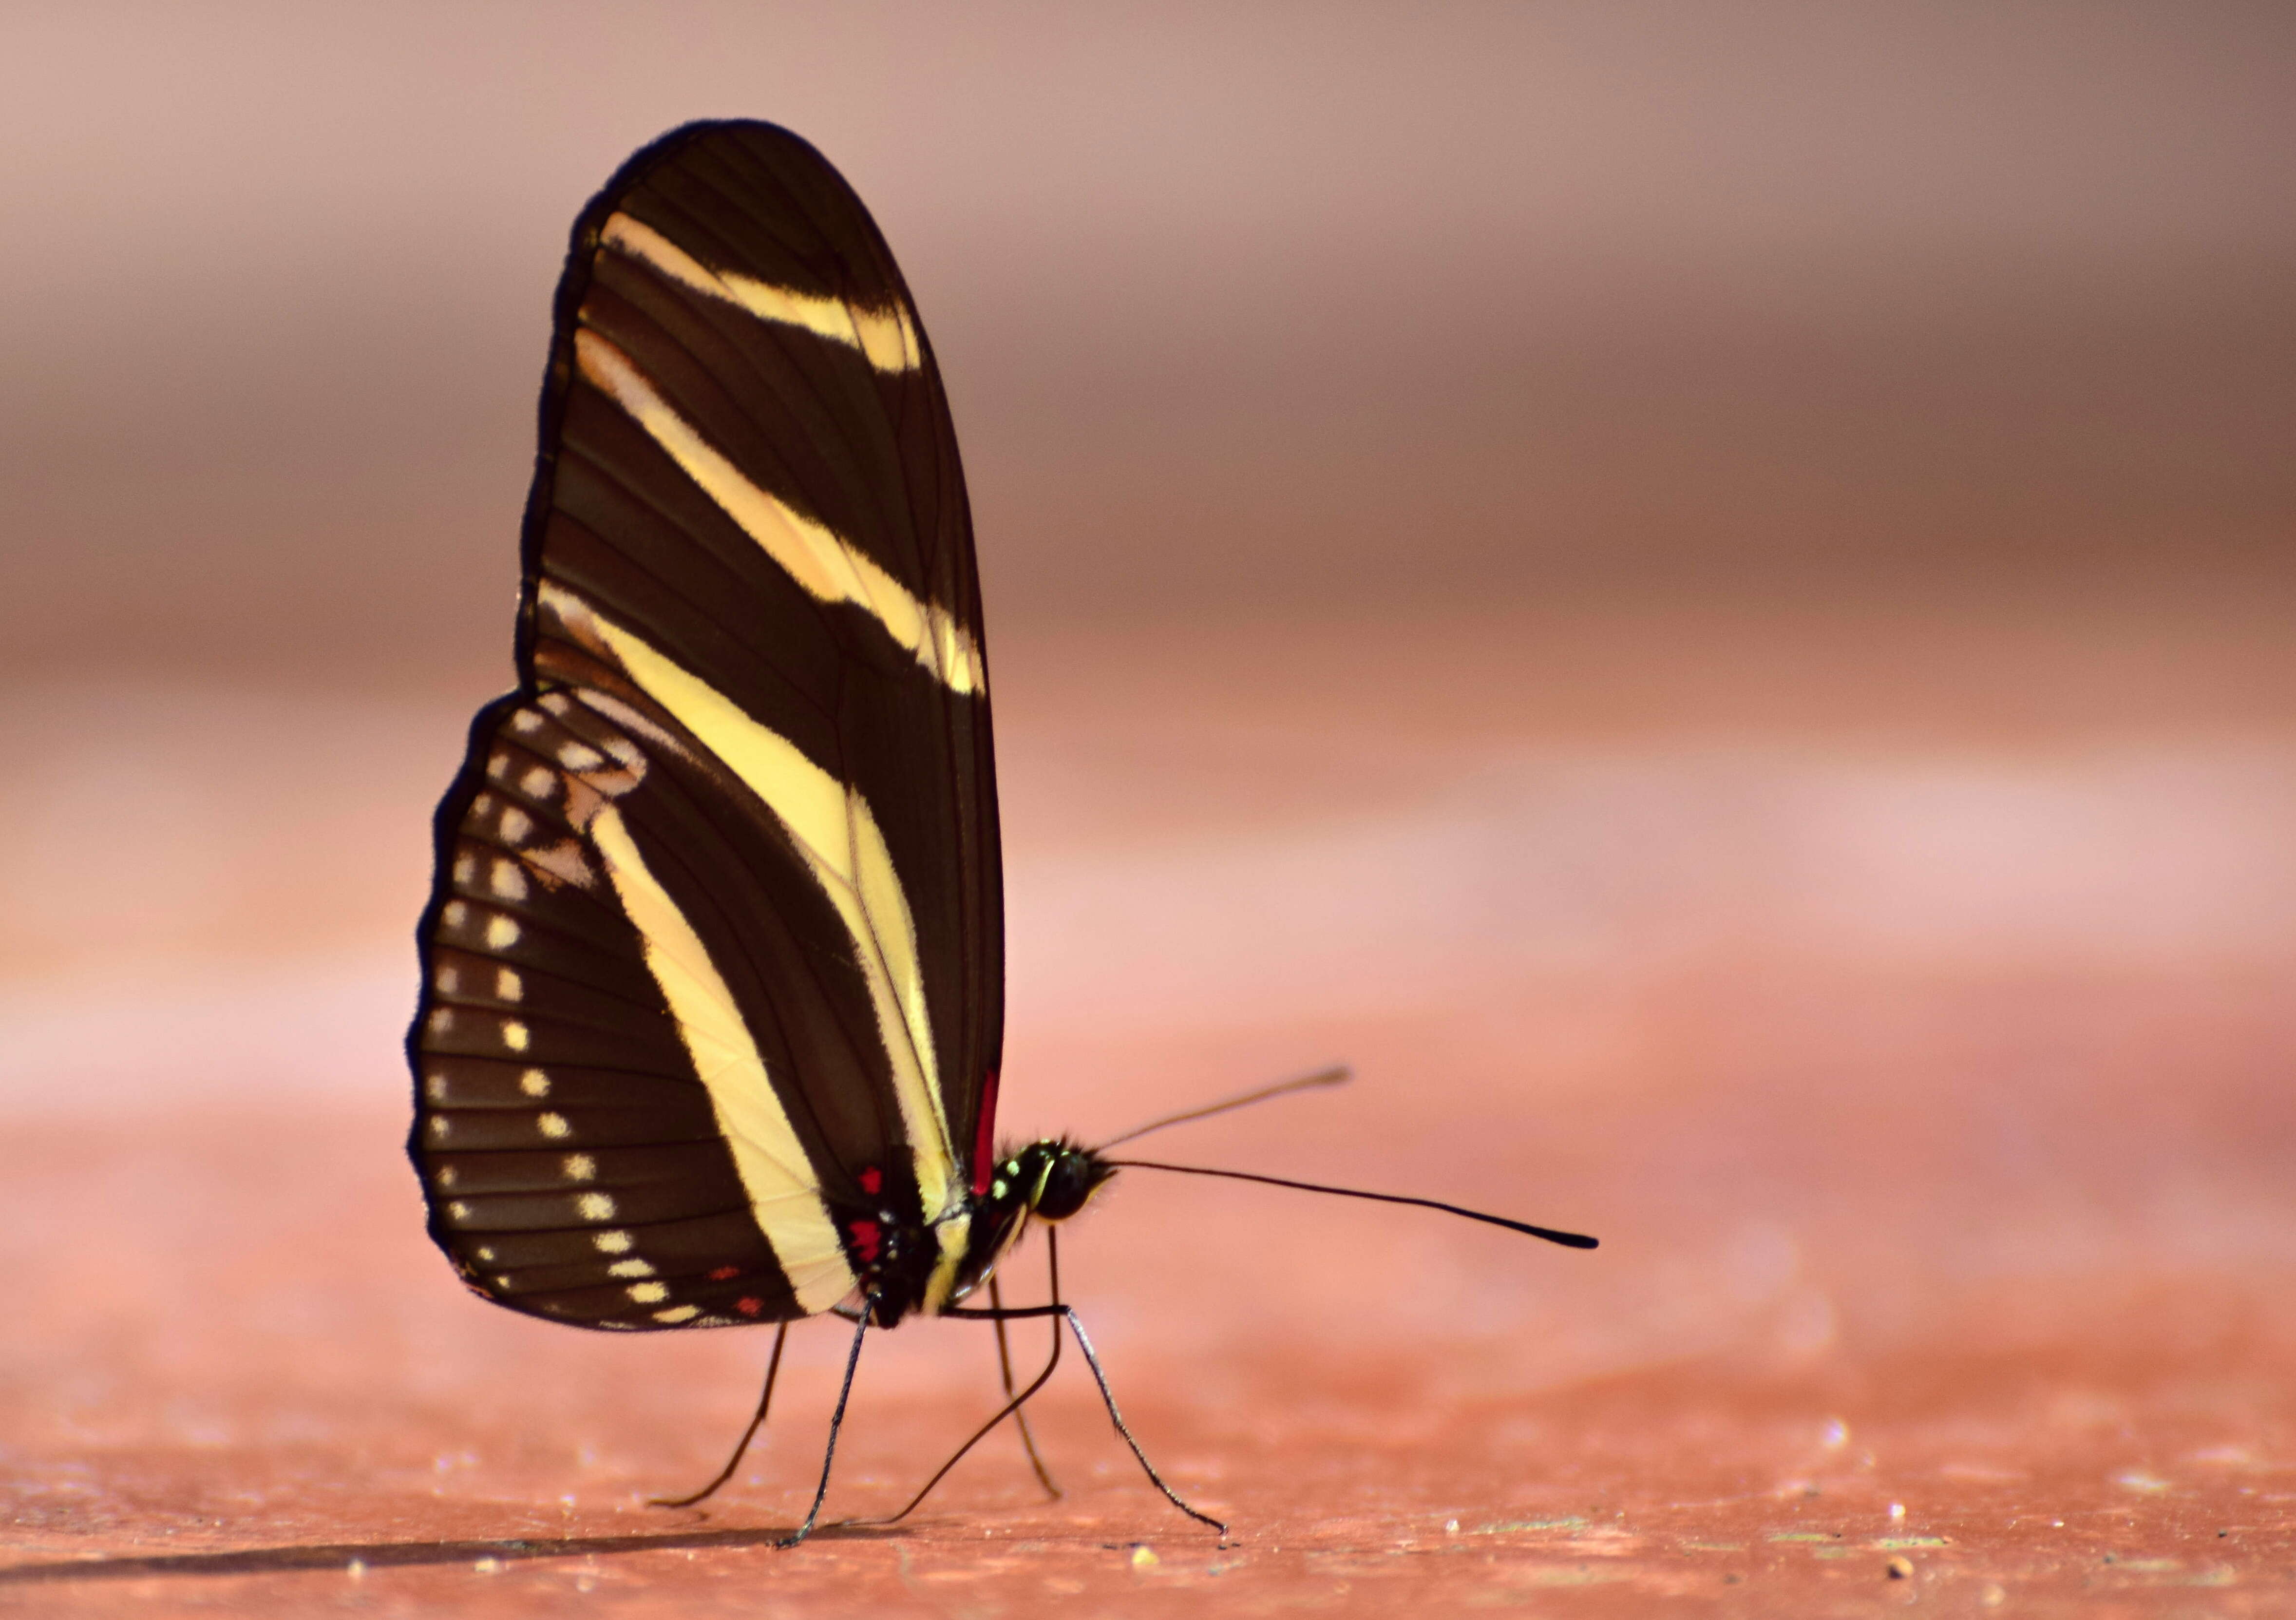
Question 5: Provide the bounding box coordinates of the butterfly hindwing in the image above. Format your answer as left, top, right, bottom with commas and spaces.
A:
410, 121, 1002, 1330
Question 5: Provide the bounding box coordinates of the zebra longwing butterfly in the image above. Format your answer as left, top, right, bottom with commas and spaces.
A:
409, 120, 1593, 1542
409, 119, 1009, 1341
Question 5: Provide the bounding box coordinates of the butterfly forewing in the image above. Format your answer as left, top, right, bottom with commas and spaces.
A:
410, 122, 1002, 1332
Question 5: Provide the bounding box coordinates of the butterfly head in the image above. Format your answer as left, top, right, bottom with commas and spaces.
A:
941, 1138, 1116, 1312
995, 1138, 1117, 1223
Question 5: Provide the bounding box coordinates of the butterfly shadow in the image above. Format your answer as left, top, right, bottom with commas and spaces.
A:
0, 1518, 914, 1586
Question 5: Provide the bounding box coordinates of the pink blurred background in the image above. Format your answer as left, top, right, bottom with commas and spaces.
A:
2, 0, 2293, 1573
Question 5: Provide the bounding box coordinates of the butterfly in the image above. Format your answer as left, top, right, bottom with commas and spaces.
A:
407, 119, 1592, 1545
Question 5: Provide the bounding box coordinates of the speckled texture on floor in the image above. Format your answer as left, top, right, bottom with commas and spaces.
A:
3, 607, 2292, 1616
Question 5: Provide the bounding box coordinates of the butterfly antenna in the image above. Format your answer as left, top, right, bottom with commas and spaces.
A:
1096, 1065, 1352, 1150
1105, 1159, 1599, 1250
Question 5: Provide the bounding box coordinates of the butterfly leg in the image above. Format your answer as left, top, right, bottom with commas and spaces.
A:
990, 1270, 1062, 1498
947, 1231, 1229, 1539
651, 1319, 790, 1509
772, 1300, 874, 1548
834, 1271, 1068, 1529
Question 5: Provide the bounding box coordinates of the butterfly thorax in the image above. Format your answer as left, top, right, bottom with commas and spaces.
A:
922, 1139, 1115, 1321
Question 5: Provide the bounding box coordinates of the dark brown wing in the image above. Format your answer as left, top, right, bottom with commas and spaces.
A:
408, 122, 1001, 1332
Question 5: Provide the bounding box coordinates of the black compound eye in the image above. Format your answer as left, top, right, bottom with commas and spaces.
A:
1032, 1148, 1108, 1222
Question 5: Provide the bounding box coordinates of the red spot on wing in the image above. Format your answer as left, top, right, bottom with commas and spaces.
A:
735, 1296, 763, 1317
971, 1068, 1001, 1196
848, 1219, 882, 1262
857, 1165, 882, 1195
706, 1265, 739, 1281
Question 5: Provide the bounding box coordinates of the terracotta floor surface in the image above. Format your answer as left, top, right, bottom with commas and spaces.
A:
1, 602, 2292, 1616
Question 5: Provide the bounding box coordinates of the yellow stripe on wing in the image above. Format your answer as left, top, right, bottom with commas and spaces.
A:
572, 327, 983, 697
586, 803, 857, 1315
542, 583, 964, 1236
603, 211, 920, 374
